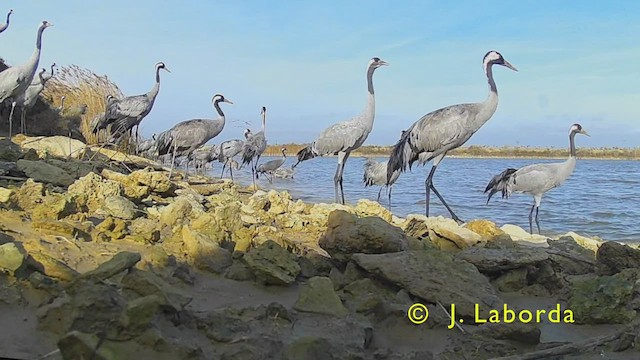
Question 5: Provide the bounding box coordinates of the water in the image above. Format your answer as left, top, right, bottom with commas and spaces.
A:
208, 156, 640, 243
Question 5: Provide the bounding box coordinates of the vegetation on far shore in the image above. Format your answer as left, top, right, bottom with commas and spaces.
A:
264, 143, 640, 160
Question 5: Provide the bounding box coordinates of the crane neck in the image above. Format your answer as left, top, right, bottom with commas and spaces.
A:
146, 66, 163, 100
6, 11, 11, 24
569, 131, 577, 158
364, 65, 376, 126
282, 150, 286, 159
27, 24, 47, 75
261, 113, 266, 137
213, 100, 225, 120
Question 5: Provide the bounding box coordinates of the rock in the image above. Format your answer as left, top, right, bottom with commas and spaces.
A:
319, 210, 409, 263
101, 169, 150, 200
231, 227, 255, 252
12, 179, 46, 211
91, 217, 129, 242
27, 251, 79, 281
181, 226, 232, 274
122, 269, 192, 311
127, 218, 160, 244
341, 278, 397, 314
352, 251, 503, 318
294, 276, 348, 316
475, 322, 541, 345
101, 195, 138, 220
560, 231, 602, 253
0, 242, 25, 273
128, 168, 173, 194
244, 240, 301, 285
80, 251, 141, 281
159, 196, 193, 227
284, 337, 341, 360
455, 247, 549, 273
121, 294, 163, 334
493, 268, 528, 292
32, 219, 90, 243
500, 224, 548, 247
569, 269, 639, 324
298, 253, 332, 278
403, 215, 483, 251
67, 172, 124, 212
225, 260, 255, 282
16, 159, 75, 187
597, 241, 640, 274
30, 194, 77, 220
0, 138, 22, 161
354, 199, 392, 222
57, 331, 118, 360
464, 219, 505, 241
0, 187, 12, 204
19, 135, 87, 159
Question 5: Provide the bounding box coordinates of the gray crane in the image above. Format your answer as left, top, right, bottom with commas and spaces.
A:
293, 57, 388, 204
0, 20, 53, 137
218, 128, 252, 181
15, 63, 55, 134
256, 147, 287, 183
485, 123, 589, 234
363, 157, 400, 207
274, 164, 295, 179
89, 94, 117, 134
387, 51, 517, 223
157, 94, 233, 179
96, 62, 170, 144
241, 106, 268, 189
191, 144, 219, 175
136, 133, 157, 156
0, 9, 13, 34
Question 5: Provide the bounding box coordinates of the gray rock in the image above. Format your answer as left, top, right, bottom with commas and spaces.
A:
80, 251, 141, 281
181, 226, 232, 274
597, 241, 640, 274
244, 240, 301, 285
319, 210, 409, 263
475, 322, 541, 344
455, 247, 549, 273
352, 250, 503, 318
293, 276, 348, 317
102, 195, 138, 220
0, 242, 25, 273
122, 269, 192, 312
16, 159, 75, 187
493, 268, 528, 292
58, 331, 118, 360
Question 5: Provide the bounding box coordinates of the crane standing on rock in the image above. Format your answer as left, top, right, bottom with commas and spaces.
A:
387, 51, 517, 223
485, 123, 590, 234
293, 57, 388, 205
0, 20, 53, 137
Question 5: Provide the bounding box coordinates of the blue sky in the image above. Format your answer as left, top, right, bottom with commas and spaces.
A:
1, 0, 639, 148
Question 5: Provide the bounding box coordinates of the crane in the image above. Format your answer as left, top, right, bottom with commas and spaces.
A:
256, 147, 287, 183
0, 20, 53, 137
363, 157, 400, 208
241, 106, 268, 189
485, 123, 589, 234
293, 57, 388, 204
15, 63, 55, 134
0, 9, 13, 34
218, 128, 252, 181
386, 51, 517, 223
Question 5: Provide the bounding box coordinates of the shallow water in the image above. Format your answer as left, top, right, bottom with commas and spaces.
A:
208, 156, 640, 243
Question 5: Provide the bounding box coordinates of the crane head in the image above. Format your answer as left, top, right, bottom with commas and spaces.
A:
244, 128, 252, 138
212, 94, 233, 105
570, 123, 590, 137
8, 9, 14, 15
41, 21, 53, 28
260, 106, 266, 115
156, 62, 170, 73
483, 51, 517, 72
281, 147, 287, 153
369, 57, 389, 68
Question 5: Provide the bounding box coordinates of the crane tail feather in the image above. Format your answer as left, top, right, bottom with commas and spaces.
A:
387, 131, 414, 183
484, 168, 518, 204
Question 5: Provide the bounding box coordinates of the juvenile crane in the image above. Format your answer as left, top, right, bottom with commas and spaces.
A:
0, 20, 53, 137
241, 107, 268, 189
363, 157, 400, 207
191, 144, 219, 175
387, 51, 517, 223
256, 147, 287, 183
15, 63, 55, 134
0, 9, 13, 34
218, 128, 252, 181
294, 57, 388, 204
157, 94, 233, 179
485, 123, 589, 234
96, 62, 170, 143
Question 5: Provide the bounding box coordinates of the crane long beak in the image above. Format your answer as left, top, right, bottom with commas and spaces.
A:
164, 67, 172, 73
379, 60, 390, 66
502, 60, 518, 72
580, 130, 590, 137
224, 99, 234, 104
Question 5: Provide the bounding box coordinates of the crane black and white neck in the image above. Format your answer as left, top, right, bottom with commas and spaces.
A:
484, 123, 590, 234
387, 50, 517, 223
0, 9, 13, 34
293, 57, 389, 204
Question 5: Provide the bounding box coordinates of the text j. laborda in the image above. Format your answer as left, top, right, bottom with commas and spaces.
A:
407, 303, 574, 328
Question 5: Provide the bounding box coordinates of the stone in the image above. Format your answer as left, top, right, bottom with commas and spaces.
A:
244, 240, 301, 285
455, 247, 549, 273
475, 322, 541, 345
569, 269, 639, 324
597, 241, 640, 274
0, 187, 12, 204
19, 135, 87, 159
352, 251, 503, 318
493, 268, 529, 292
560, 231, 602, 253
319, 210, 409, 263
181, 226, 232, 274
80, 251, 141, 281
12, 179, 46, 211
0, 138, 22, 161
0, 242, 25, 273
30, 194, 77, 220
121, 295, 163, 334
293, 276, 348, 316
127, 218, 160, 244
159, 196, 193, 227
403, 215, 484, 251
16, 159, 75, 187
284, 337, 341, 360
128, 168, 173, 194
58, 331, 118, 360
67, 172, 124, 212
341, 278, 396, 314
101, 195, 138, 220
500, 224, 548, 246
353, 199, 393, 222
122, 269, 192, 311
464, 219, 505, 240
27, 251, 79, 281
91, 217, 129, 242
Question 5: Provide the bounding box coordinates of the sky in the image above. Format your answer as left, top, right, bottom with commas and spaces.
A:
1, 0, 639, 148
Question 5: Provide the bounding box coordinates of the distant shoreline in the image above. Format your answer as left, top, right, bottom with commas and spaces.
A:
263, 144, 640, 160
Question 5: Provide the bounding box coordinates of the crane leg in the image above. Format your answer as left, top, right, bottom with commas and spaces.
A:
220, 161, 227, 179
20, 109, 26, 135
334, 152, 349, 205
168, 140, 178, 179
528, 204, 536, 234
376, 187, 383, 202
229, 163, 234, 182
8, 102, 16, 138
388, 186, 393, 211
426, 165, 463, 224
534, 206, 541, 234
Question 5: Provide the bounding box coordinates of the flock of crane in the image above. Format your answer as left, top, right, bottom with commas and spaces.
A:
1, 11, 592, 234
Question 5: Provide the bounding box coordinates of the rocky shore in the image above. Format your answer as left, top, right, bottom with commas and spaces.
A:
1, 135, 640, 360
